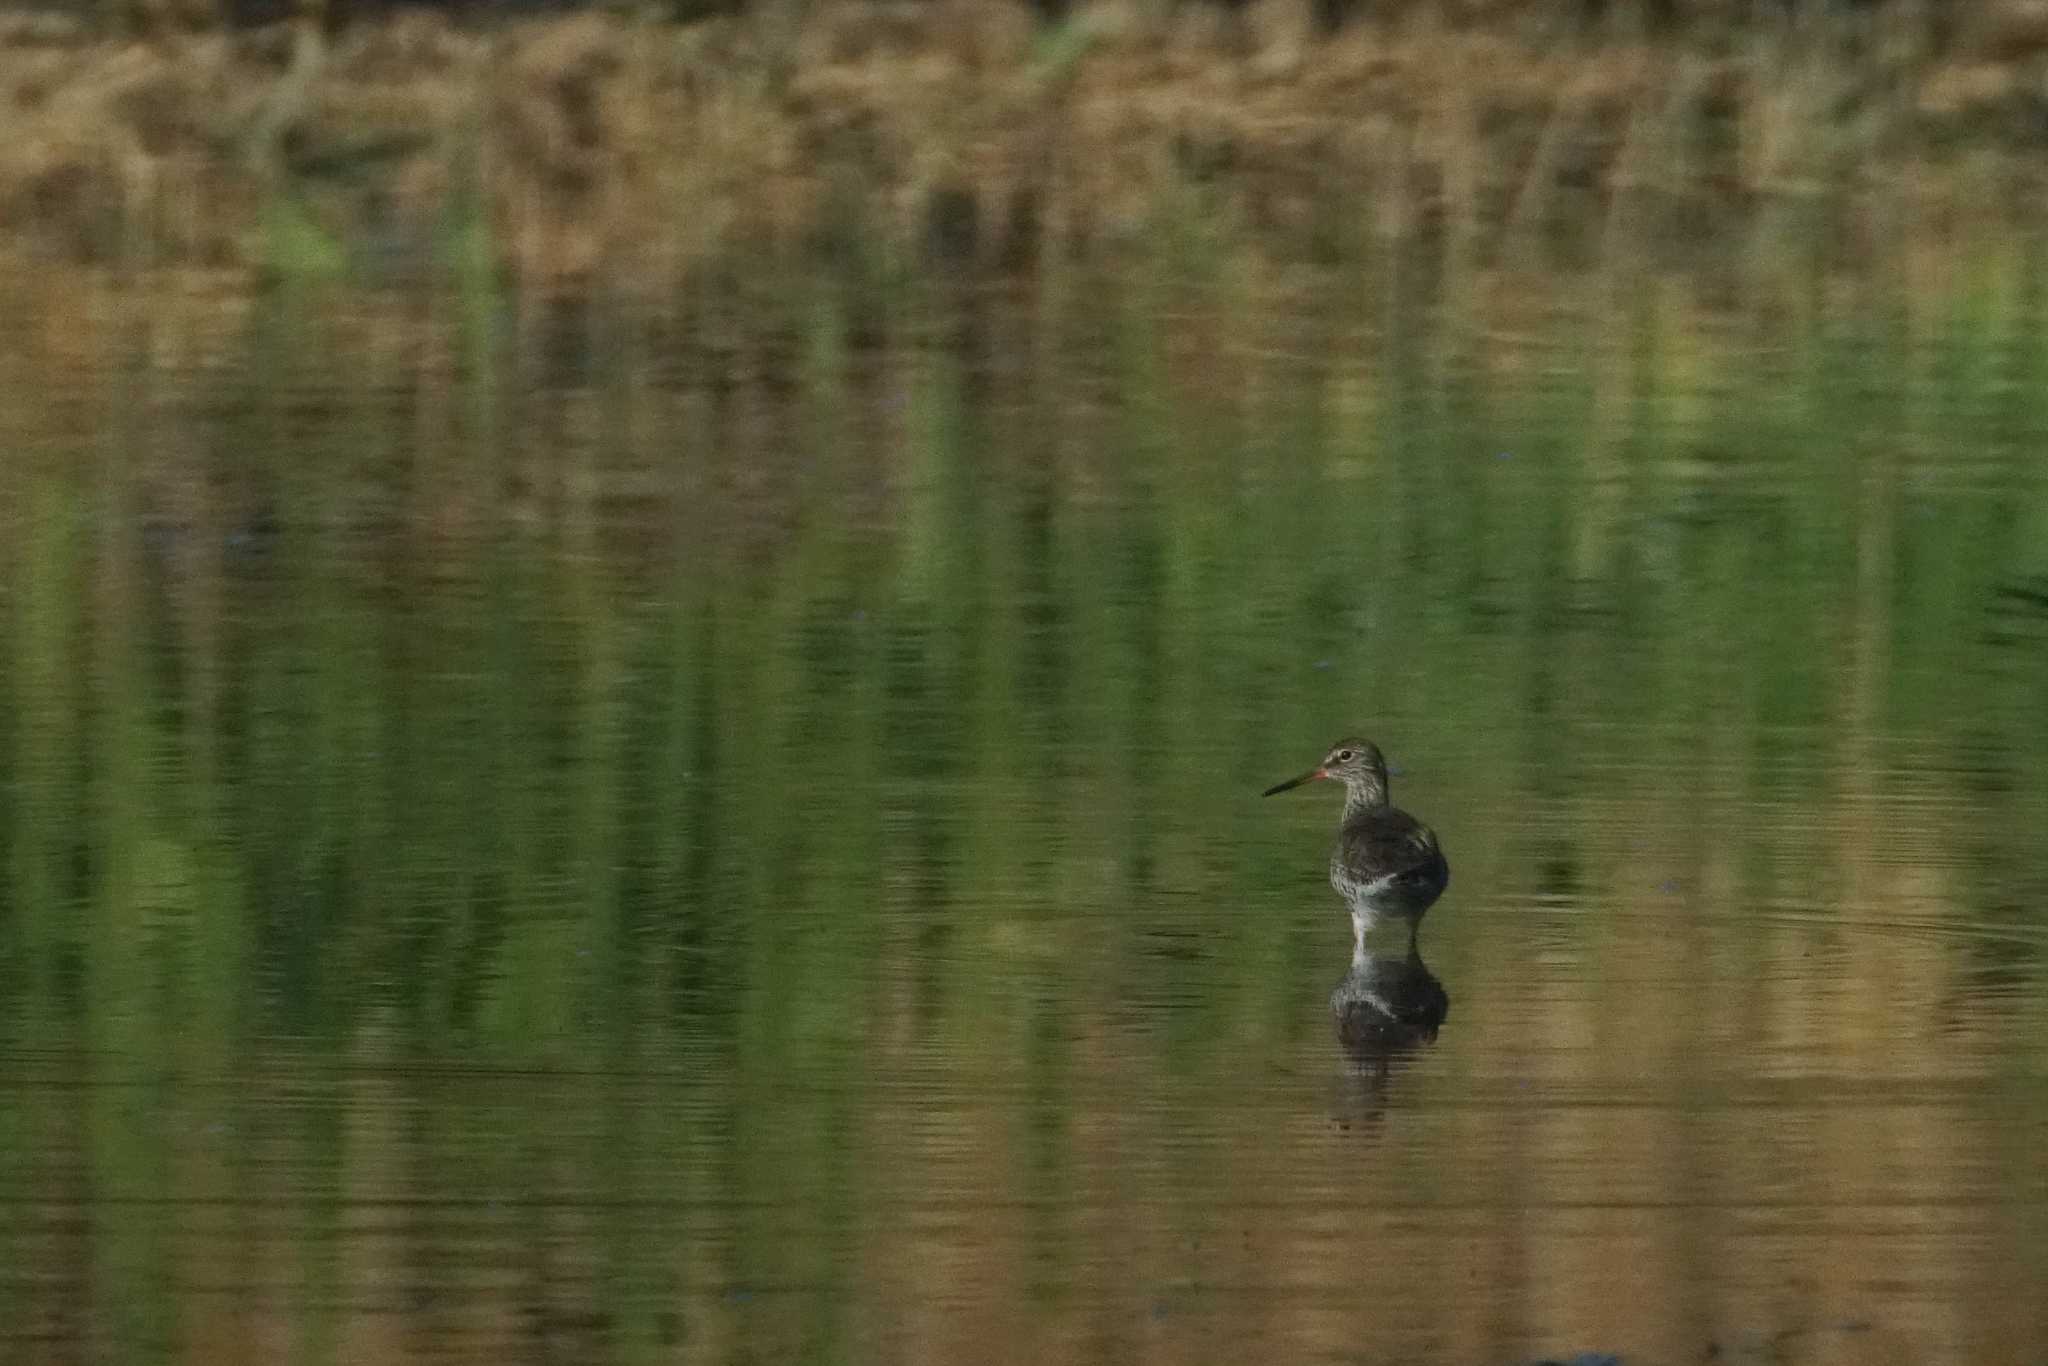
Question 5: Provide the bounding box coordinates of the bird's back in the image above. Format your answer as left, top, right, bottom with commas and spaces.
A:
1331, 805, 1448, 916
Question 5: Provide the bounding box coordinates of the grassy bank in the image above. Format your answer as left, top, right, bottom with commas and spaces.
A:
4, 0, 2048, 302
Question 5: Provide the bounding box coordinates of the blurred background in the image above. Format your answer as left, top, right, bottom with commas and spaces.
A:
3, 1, 2047, 1362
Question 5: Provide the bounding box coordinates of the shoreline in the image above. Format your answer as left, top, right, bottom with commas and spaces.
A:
2, 2, 2045, 299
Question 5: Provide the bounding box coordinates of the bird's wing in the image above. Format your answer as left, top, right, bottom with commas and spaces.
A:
1340, 810, 1446, 887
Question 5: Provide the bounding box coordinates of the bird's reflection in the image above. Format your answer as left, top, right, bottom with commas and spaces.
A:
1330, 928, 1448, 1127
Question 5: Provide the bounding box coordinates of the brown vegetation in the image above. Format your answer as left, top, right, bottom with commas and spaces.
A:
2, 0, 2047, 301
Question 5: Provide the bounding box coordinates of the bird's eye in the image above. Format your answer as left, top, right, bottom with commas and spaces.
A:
1335, 749, 1354, 762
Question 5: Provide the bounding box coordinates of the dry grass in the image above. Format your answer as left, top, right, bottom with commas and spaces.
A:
0, 0, 2044, 306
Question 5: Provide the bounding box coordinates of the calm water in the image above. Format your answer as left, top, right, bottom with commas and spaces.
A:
3, 261, 2048, 1366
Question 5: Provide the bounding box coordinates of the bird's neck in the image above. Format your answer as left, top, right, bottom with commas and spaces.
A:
1342, 781, 1389, 822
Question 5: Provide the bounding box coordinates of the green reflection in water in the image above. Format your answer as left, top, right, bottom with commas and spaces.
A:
2, 234, 2047, 1365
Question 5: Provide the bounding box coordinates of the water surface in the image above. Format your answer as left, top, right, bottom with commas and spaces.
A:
2, 263, 2046, 1366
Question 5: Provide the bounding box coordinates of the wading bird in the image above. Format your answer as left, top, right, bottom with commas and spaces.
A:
1263, 738, 1448, 950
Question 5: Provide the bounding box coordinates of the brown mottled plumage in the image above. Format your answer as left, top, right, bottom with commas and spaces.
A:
1263, 738, 1449, 944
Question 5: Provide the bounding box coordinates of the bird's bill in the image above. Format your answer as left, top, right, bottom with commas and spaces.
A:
1261, 767, 1327, 797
